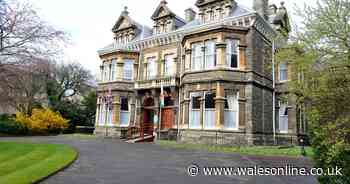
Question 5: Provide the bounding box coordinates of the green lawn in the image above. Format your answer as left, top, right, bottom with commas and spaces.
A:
158, 140, 314, 158
0, 142, 78, 184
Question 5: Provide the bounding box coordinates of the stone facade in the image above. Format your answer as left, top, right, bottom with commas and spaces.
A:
94, 0, 305, 146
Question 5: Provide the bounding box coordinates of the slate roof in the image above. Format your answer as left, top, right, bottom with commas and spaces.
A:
98, 3, 255, 55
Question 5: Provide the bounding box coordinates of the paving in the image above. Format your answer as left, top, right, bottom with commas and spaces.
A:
0, 136, 318, 184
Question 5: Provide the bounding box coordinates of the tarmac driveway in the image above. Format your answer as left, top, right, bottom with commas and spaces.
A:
0, 136, 318, 184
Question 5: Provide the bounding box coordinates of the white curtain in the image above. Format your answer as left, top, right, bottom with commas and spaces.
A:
204, 110, 216, 129
164, 55, 174, 76
189, 93, 201, 129
120, 111, 130, 127
123, 60, 134, 80
100, 103, 106, 126
192, 43, 203, 70
107, 107, 113, 126
147, 57, 157, 79
205, 40, 216, 69
111, 60, 117, 81
226, 39, 239, 68
190, 110, 201, 129
279, 103, 289, 133
224, 94, 238, 130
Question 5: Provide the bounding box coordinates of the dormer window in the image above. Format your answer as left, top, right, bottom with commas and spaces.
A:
151, 0, 185, 35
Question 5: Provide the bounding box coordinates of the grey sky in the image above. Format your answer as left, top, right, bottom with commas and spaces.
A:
26, 0, 314, 76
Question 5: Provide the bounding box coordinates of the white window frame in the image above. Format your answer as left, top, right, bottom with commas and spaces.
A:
189, 92, 202, 129
279, 63, 288, 82
279, 101, 289, 133
204, 40, 216, 70
111, 59, 117, 81
147, 57, 157, 80
164, 54, 175, 76
203, 91, 216, 130
120, 97, 130, 127
224, 92, 239, 131
103, 63, 109, 82
226, 39, 240, 69
191, 42, 204, 71
123, 59, 134, 81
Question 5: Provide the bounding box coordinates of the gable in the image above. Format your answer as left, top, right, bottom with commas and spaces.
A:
112, 15, 135, 33
151, 1, 174, 20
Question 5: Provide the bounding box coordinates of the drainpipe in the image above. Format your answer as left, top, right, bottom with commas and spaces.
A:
272, 40, 276, 145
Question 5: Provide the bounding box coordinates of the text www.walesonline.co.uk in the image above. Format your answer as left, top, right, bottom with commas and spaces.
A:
187, 164, 343, 177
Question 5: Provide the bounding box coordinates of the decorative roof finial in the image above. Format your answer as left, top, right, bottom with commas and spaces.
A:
122, 6, 129, 15
280, 1, 285, 7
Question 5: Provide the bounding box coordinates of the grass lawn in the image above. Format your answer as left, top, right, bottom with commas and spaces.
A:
0, 142, 78, 184
158, 140, 314, 158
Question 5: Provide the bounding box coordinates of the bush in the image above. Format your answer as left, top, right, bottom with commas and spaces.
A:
0, 114, 25, 135
15, 108, 69, 135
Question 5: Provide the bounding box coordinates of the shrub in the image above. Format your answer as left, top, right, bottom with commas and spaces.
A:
0, 114, 25, 135
15, 108, 69, 134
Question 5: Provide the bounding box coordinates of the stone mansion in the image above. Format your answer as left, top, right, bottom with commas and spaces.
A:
94, 0, 307, 145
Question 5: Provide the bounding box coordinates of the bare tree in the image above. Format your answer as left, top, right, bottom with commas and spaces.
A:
0, 59, 51, 114
48, 62, 93, 103
0, 0, 66, 67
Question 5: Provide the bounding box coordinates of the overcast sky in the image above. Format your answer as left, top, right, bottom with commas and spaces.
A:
26, 0, 314, 76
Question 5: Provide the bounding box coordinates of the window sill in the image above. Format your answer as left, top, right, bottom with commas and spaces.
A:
185, 67, 241, 74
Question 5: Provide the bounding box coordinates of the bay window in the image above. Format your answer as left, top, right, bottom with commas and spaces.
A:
189, 93, 201, 129
147, 57, 157, 79
224, 92, 239, 130
164, 54, 174, 76
226, 39, 239, 68
123, 59, 134, 81
204, 92, 216, 129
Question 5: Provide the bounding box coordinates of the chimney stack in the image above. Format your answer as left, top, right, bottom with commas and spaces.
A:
253, 0, 268, 20
185, 8, 196, 22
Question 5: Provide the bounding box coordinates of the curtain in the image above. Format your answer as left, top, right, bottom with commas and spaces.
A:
190, 110, 201, 129
224, 94, 238, 130
189, 93, 201, 129
279, 103, 289, 133
120, 112, 130, 127
192, 43, 203, 70
123, 60, 134, 80
147, 57, 157, 79
205, 40, 216, 69
164, 55, 174, 76
204, 109, 216, 129
226, 39, 239, 68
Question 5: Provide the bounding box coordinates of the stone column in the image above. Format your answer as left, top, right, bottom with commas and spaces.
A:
184, 48, 192, 72
117, 57, 124, 80
238, 88, 246, 130
215, 82, 225, 129
113, 96, 121, 126
129, 96, 136, 126
200, 96, 204, 130
183, 92, 190, 128
216, 34, 227, 67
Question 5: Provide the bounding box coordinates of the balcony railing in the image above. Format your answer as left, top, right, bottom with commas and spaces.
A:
135, 76, 178, 89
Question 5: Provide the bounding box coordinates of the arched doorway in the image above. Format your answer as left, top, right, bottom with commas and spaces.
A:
142, 92, 155, 135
